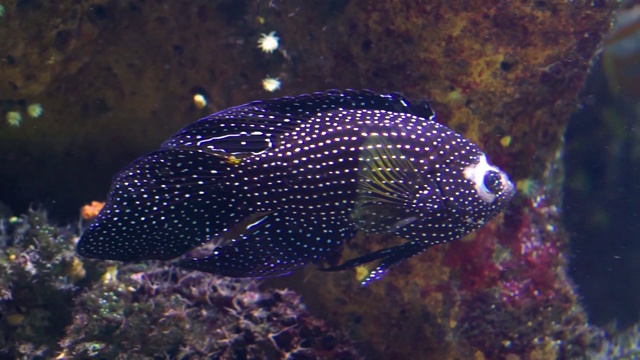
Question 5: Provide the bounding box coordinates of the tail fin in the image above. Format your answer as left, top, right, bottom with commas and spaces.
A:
77, 148, 246, 261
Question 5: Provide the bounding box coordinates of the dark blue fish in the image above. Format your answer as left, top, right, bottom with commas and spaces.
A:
77, 90, 515, 285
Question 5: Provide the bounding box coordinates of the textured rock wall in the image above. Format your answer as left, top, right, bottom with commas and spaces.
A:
0, 1, 616, 358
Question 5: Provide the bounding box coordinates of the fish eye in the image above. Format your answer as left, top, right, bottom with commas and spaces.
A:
483, 170, 502, 194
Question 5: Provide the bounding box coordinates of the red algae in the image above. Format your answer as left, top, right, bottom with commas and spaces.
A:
263, 1, 616, 359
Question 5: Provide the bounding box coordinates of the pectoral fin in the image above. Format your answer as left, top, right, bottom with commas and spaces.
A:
319, 241, 429, 286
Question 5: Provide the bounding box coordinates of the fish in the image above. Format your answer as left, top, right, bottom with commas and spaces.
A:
76, 89, 515, 286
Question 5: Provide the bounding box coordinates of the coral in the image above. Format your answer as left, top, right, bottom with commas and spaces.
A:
286, 188, 591, 359
26, 103, 43, 118
80, 201, 104, 221
257, 31, 280, 54
59, 269, 361, 359
254, 1, 618, 359
262, 76, 282, 92
61, 269, 361, 359
5, 111, 21, 127
0, 209, 361, 359
0, 209, 80, 357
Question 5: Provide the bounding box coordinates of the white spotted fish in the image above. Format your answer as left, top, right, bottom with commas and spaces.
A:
76, 90, 515, 286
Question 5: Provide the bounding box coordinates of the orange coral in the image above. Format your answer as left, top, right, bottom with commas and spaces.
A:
80, 201, 105, 220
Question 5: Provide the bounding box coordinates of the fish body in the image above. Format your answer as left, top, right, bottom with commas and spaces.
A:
77, 90, 515, 285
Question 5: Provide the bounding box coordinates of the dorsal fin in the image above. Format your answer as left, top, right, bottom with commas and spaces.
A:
162, 90, 431, 156
254, 89, 418, 116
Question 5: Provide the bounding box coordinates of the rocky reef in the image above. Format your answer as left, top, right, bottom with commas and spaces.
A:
0, 0, 628, 359
266, 1, 617, 359
0, 209, 361, 359
563, 1, 640, 330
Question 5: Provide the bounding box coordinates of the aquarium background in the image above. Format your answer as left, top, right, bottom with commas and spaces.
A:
565, 31, 640, 329
0, 0, 637, 359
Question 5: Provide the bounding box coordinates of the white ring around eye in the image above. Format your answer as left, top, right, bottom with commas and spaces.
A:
463, 154, 498, 203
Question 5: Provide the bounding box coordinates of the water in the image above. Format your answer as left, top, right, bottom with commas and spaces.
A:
0, 1, 635, 359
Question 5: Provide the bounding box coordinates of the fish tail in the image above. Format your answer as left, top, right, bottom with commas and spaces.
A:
77, 149, 244, 261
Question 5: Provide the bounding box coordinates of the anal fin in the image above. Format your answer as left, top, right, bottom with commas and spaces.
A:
180, 211, 352, 278
319, 241, 429, 286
